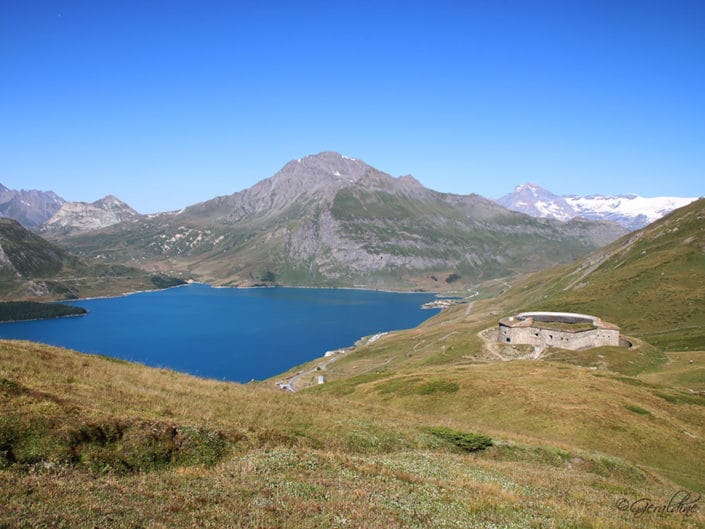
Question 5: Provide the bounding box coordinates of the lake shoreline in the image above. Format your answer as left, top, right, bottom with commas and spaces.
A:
0, 311, 88, 325
69, 280, 448, 302
0, 285, 440, 383
68, 281, 192, 301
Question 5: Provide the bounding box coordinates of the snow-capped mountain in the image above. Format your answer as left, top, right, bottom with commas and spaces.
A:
496, 184, 698, 230
495, 184, 575, 221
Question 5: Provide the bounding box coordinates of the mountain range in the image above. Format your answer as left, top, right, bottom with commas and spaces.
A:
496, 183, 698, 230
0, 184, 138, 233
54, 152, 627, 290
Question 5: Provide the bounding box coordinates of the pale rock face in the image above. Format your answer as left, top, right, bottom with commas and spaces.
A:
497, 183, 697, 230
43, 195, 139, 233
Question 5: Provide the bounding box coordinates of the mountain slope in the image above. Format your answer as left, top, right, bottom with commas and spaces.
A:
59, 152, 627, 290
0, 217, 79, 280
0, 217, 183, 301
497, 183, 698, 230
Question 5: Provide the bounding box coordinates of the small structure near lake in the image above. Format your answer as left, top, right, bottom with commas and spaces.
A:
498, 312, 620, 351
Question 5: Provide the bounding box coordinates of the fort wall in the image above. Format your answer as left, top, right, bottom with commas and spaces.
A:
497, 312, 620, 351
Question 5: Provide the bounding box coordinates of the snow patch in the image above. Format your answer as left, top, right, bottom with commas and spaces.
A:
566, 195, 697, 224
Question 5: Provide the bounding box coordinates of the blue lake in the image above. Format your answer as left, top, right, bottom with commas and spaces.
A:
0, 284, 439, 382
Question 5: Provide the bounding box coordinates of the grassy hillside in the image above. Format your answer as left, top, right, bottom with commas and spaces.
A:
0, 217, 79, 279
313, 360, 705, 491
1, 340, 703, 528
0, 217, 186, 301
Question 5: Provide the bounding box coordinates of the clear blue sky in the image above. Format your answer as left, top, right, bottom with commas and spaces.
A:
1, 0, 703, 213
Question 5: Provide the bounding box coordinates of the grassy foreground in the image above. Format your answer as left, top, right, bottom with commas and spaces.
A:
1, 340, 703, 528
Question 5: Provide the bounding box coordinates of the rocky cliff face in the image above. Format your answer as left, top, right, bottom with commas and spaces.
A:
61, 152, 628, 290
42, 195, 139, 234
0, 185, 65, 228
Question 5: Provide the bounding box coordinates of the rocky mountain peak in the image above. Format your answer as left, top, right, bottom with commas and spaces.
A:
274, 151, 372, 189
497, 183, 575, 221
181, 152, 419, 222
42, 195, 139, 234
93, 195, 138, 214
515, 182, 543, 193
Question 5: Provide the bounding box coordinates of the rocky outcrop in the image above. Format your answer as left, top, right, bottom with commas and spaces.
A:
42, 195, 139, 234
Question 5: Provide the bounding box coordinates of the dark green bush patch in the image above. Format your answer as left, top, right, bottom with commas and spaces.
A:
624, 404, 651, 416
428, 426, 492, 452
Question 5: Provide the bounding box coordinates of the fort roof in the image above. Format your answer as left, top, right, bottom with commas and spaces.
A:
499, 311, 620, 332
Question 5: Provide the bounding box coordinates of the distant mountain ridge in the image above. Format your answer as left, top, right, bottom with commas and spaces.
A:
496, 183, 698, 230
0, 183, 139, 233
0, 184, 65, 228
59, 152, 627, 290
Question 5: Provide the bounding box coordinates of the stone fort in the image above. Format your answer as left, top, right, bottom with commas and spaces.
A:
497, 312, 620, 351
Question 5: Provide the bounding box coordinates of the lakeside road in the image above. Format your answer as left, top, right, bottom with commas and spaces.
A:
278, 348, 347, 392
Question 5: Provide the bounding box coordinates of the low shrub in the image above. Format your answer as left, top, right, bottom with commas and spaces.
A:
428, 426, 492, 452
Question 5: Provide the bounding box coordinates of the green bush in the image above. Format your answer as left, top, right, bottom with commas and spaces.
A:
428, 426, 492, 452
150, 275, 187, 289
624, 404, 651, 416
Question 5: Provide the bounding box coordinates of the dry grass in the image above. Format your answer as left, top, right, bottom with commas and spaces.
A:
314, 360, 705, 492
2, 339, 704, 528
